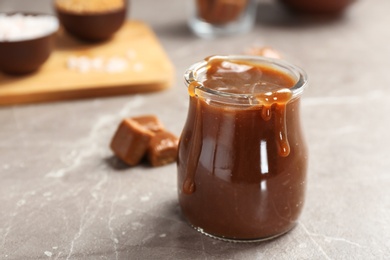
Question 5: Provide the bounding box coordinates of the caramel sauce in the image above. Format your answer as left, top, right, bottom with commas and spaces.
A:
196, 0, 249, 25
178, 57, 307, 240
255, 88, 293, 157
183, 82, 203, 194
183, 58, 295, 194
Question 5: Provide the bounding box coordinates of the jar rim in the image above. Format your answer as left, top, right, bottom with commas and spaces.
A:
184, 55, 308, 104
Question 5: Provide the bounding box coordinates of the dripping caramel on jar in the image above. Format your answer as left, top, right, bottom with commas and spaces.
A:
178, 55, 308, 241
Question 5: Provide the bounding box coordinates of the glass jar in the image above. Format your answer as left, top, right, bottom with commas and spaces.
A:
188, 0, 257, 38
177, 55, 308, 242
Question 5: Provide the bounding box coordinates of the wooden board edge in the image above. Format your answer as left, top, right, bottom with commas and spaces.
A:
0, 20, 176, 106
0, 80, 173, 106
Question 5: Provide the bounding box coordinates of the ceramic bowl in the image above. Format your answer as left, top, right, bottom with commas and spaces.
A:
279, 0, 355, 14
55, 2, 127, 42
0, 13, 59, 75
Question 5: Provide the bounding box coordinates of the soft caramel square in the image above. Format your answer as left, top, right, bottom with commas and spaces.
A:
147, 131, 179, 167
110, 119, 154, 166
131, 115, 165, 133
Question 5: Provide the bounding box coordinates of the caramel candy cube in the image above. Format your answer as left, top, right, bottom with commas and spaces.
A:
147, 131, 179, 167
110, 119, 154, 166
131, 115, 165, 133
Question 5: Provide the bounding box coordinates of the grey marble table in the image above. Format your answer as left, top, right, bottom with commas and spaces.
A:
0, 0, 389, 259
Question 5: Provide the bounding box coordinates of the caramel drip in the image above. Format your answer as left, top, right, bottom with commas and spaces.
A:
256, 88, 292, 157
188, 82, 197, 97
274, 103, 290, 157
188, 81, 200, 97
261, 105, 272, 121
183, 84, 203, 194
257, 92, 274, 121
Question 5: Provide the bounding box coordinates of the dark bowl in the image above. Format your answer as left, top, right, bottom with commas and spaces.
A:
279, 0, 355, 14
0, 13, 59, 75
55, 4, 127, 42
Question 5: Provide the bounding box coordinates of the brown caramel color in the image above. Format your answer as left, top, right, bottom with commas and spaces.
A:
55, 2, 126, 42
132, 115, 165, 133
279, 0, 355, 14
196, 0, 248, 24
178, 58, 308, 240
110, 119, 154, 166
148, 131, 179, 167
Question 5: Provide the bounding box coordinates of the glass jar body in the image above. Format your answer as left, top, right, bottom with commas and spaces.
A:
177, 56, 308, 241
178, 96, 308, 241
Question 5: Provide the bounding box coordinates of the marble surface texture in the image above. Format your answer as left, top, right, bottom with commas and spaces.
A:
1, 0, 389, 259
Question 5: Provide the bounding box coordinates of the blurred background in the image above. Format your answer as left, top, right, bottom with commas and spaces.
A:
1, 0, 390, 259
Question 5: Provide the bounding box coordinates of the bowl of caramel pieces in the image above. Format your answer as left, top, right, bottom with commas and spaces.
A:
54, 0, 127, 41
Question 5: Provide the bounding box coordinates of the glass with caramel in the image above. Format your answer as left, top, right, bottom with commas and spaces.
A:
178, 55, 308, 242
188, 0, 257, 38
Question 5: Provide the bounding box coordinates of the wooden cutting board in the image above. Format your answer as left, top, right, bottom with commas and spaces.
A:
0, 21, 174, 106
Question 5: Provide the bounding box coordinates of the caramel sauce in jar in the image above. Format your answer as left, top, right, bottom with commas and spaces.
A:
196, 0, 249, 25
178, 55, 308, 241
